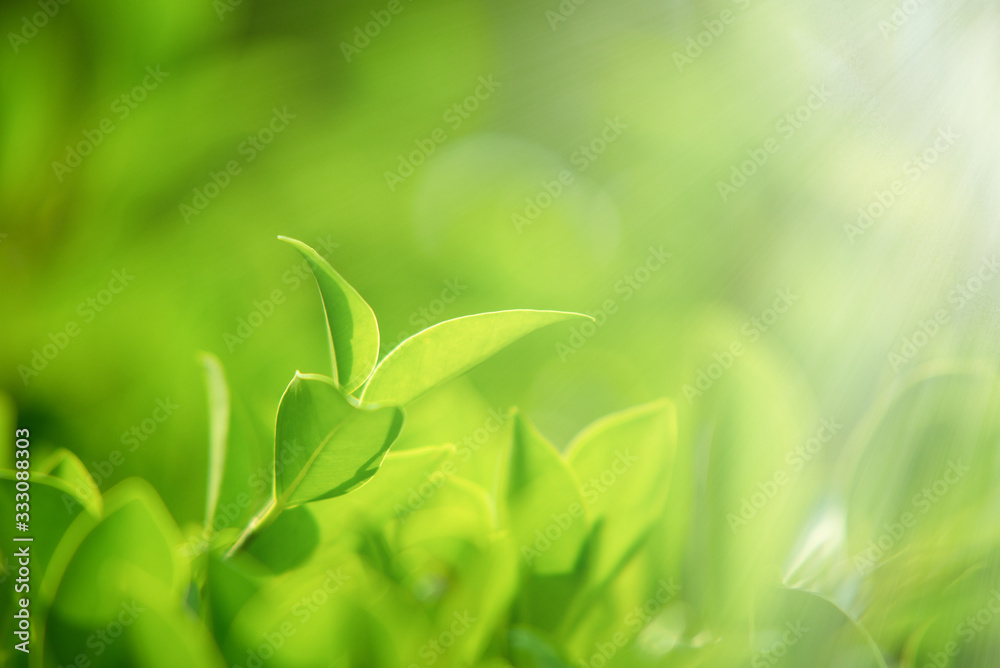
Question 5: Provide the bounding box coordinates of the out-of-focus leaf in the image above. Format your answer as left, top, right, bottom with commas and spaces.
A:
678, 317, 818, 623
199, 352, 230, 529
46, 479, 187, 625
245, 505, 319, 573
313, 445, 455, 530
509, 625, 574, 668
752, 587, 888, 668
504, 411, 588, 575
211, 395, 272, 546
0, 470, 96, 598
204, 553, 265, 646
274, 372, 404, 507
196, 353, 272, 554
842, 368, 1000, 567
38, 448, 103, 518
362, 310, 591, 406
0, 467, 99, 668
129, 599, 228, 668
567, 399, 676, 585
446, 535, 519, 665
224, 556, 417, 668
46, 575, 227, 668
397, 476, 496, 554
397, 520, 518, 664
279, 236, 380, 392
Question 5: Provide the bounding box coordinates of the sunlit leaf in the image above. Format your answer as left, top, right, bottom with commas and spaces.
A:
0, 470, 96, 596
313, 444, 455, 530
567, 399, 676, 585
200, 352, 230, 528
39, 448, 103, 518
46, 479, 187, 625
279, 236, 380, 392
504, 411, 589, 575
197, 353, 272, 550
274, 372, 404, 507
362, 310, 591, 406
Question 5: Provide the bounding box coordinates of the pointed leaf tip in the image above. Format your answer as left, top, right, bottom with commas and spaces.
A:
362, 309, 589, 406
279, 236, 379, 393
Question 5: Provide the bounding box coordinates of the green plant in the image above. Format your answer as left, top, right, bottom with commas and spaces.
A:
215, 236, 591, 558
0, 237, 678, 667
0, 237, 923, 668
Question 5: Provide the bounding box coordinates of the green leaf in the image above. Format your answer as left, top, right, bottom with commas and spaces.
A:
505, 411, 589, 575
508, 625, 574, 668
39, 448, 103, 517
223, 556, 416, 668
313, 444, 455, 528
46, 573, 227, 668
46, 479, 187, 625
204, 553, 264, 645
362, 309, 591, 406
197, 353, 272, 554
245, 505, 320, 573
753, 587, 889, 668
567, 399, 676, 584
200, 352, 230, 527
398, 475, 497, 552
0, 467, 98, 668
279, 236, 379, 392
0, 470, 96, 596
274, 372, 405, 507
127, 590, 228, 668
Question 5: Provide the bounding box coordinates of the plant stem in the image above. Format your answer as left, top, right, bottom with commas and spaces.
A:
224, 497, 282, 559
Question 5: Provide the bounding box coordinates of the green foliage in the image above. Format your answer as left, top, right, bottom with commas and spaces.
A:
505, 410, 589, 576
362, 309, 591, 406
5, 236, 983, 668
273, 372, 404, 507
567, 400, 676, 587
278, 236, 380, 393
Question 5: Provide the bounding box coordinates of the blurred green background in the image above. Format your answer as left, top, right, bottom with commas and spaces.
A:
3, 0, 1000, 664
